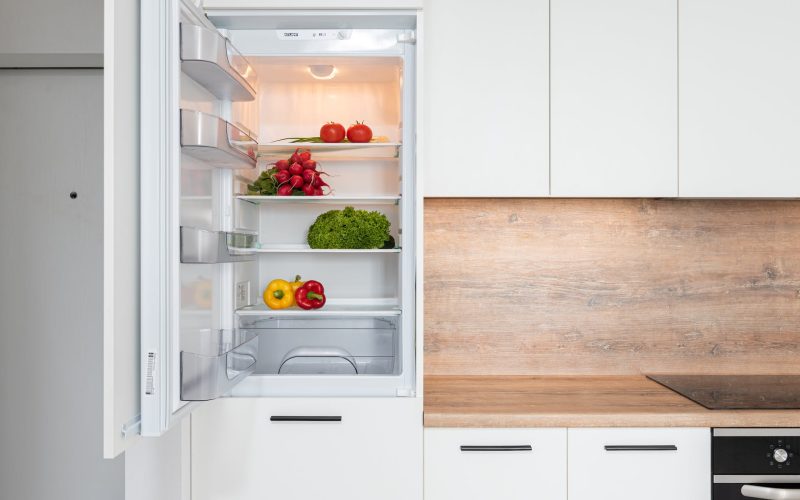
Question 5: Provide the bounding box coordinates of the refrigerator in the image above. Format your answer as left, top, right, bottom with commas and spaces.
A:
137, 0, 422, 439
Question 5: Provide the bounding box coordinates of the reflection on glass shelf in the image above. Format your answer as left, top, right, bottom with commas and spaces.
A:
236, 195, 400, 205
258, 141, 400, 160
236, 300, 401, 318
234, 244, 400, 254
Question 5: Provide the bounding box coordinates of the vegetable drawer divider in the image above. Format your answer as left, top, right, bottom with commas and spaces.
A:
180, 226, 257, 264
180, 23, 257, 101
181, 109, 257, 170
180, 329, 259, 401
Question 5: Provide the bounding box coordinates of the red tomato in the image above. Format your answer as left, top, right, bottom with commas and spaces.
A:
346, 122, 373, 143
319, 122, 346, 143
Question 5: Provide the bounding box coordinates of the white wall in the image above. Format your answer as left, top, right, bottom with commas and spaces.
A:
0, 0, 103, 67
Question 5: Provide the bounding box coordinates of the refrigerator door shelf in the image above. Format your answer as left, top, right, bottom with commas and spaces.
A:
180, 226, 257, 264
180, 329, 259, 401
180, 109, 257, 170
180, 23, 257, 102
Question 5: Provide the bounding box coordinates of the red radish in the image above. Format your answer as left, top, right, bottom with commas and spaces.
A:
302, 183, 315, 196
302, 169, 316, 184
299, 150, 311, 162
289, 162, 303, 176
302, 159, 317, 171
289, 152, 301, 164
289, 175, 304, 189
275, 159, 290, 170
313, 187, 324, 196
312, 176, 329, 188
273, 170, 290, 184
277, 184, 293, 196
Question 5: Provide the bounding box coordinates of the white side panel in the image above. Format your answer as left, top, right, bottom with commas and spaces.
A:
424, 428, 567, 500
551, 0, 678, 197
568, 428, 710, 500
679, 0, 800, 197
125, 420, 191, 500
423, 0, 549, 197
104, 0, 142, 457
192, 398, 423, 500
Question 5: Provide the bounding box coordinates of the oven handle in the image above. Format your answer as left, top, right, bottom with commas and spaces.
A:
742, 485, 800, 499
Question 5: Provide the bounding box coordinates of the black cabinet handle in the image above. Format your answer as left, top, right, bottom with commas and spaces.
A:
270, 416, 342, 422
460, 445, 533, 452
604, 445, 677, 451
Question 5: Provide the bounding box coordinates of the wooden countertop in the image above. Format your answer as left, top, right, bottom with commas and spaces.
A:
424, 376, 800, 428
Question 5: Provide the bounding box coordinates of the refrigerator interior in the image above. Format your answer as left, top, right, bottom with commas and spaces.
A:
177, 20, 417, 403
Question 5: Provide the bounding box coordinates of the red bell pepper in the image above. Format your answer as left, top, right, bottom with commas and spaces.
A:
295, 280, 326, 310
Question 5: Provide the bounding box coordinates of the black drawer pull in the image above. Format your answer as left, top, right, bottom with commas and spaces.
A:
604, 445, 677, 452
460, 445, 533, 452
270, 416, 342, 422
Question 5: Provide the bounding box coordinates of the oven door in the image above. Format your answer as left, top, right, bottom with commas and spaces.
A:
714, 476, 800, 499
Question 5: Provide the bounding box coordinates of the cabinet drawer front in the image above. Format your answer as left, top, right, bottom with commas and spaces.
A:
192, 398, 422, 500
568, 428, 710, 500
425, 428, 567, 500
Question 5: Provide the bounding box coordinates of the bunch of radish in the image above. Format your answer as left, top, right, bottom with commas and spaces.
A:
247, 148, 332, 197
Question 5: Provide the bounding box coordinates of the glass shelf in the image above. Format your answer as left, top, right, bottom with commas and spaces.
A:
237, 195, 401, 205
235, 244, 400, 254
236, 300, 401, 318
258, 141, 401, 161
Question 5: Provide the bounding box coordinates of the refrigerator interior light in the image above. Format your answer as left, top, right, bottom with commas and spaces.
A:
308, 64, 337, 80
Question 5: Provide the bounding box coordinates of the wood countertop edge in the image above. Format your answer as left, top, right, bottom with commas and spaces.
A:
422, 375, 800, 428
423, 412, 800, 428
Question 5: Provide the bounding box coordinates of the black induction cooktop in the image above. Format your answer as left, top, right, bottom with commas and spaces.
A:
646, 374, 800, 410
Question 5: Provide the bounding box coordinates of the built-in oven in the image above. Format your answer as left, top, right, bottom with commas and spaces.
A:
714, 429, 800, 499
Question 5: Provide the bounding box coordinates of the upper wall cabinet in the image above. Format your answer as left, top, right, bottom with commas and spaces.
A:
423, 0, 550, 197
550, 0, 678, 197
679, 0, 800, 197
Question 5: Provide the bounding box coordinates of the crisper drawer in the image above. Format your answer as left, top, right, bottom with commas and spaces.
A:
424, 428, 567, 500
568, 428, 711, 500
239, 316, 400, 376
191, 397, 422, 500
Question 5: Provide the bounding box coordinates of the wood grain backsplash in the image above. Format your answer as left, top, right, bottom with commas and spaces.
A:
424, 199, 800, 376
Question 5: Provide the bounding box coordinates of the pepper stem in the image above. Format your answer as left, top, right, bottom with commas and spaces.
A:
307, 292, 324, 301
273, 290, 284, 299
294, 275, 302, 282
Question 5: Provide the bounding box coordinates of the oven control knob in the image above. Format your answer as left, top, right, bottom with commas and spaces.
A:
774, 448, 789, 463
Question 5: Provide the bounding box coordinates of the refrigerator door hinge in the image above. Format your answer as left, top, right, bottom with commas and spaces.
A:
397, 32, 416, 45
121, 414, 142, 439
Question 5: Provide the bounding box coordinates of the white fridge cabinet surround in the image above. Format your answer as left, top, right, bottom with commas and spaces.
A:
424, 428, 568, 500
191, 397, 423, 500
568, 428, 711, 500
136, 0, 423, 439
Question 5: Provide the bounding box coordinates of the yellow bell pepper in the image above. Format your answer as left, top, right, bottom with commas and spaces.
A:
264, 279, 295, 309
290, 275, 304, 295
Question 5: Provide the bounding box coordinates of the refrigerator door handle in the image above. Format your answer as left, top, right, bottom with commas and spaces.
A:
269, 416, 342, 422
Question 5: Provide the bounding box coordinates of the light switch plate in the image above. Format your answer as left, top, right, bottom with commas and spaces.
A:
235, 281, 251, 309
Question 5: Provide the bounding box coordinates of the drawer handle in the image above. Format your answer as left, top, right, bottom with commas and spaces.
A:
270, 416, 342, 422
742, 485, 800, 499
604, 445, 677, 452
460, 445, 533, 452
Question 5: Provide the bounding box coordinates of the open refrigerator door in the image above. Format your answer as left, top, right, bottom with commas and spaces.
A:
140, 0, 419, 436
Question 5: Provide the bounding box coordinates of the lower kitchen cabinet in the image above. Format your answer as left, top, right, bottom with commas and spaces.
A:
568, 428, 710, 500
191, 397, 422, 500
424, 428, 567, 500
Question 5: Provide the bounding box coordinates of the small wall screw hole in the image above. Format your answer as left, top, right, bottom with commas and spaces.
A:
69, 192, 77, 199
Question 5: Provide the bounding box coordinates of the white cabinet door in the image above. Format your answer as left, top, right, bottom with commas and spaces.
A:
568, 428, 710, 500
551, 0, 678, 197
192, 398, 422, 500
423, 0, 549, 197
679, 0, 800, 197
424, 428, 567, 500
